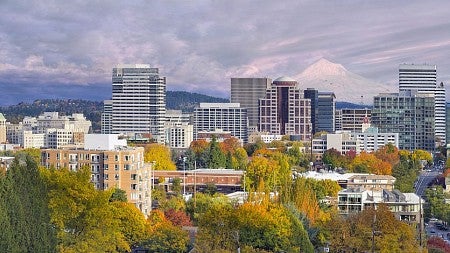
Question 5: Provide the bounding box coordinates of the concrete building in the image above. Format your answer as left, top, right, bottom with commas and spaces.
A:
338, 188, 422, 223
399, 64, 446, 146
41, 134, 152, 216
248, 132, 283, 144
193, 103, 248, 143
101, 100, 113, 134
164, 110, 193, 149
312, 127, 398, 157
111, 65, 166, 143
447, 103, 450, 145
301, 171, 395, 190
304, 89, 336, 134
0, 113, 6, 143
231, 78, 272, 133
259, 77, 312, 140
312, 131, 357, 156
372, 90, 435, 151
5, 112, 91, 149
335, 108, 371, 132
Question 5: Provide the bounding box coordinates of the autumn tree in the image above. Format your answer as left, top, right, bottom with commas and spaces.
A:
144, 143, 177, 170
143, 210, 190, 253
325, 205, 420, 252
374, 143, 400, 167
350, 151, 392, 175
42, 166, 130, 252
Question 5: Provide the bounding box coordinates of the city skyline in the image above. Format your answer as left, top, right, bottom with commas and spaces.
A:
1, 1, 450, 105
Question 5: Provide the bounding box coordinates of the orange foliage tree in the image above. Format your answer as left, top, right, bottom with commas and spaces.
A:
350, 152, 392, 175
374, 143, 400, 167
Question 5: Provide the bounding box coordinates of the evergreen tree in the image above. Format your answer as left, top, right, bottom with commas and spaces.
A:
4, 154, 57, 252
208, 137, 226, 169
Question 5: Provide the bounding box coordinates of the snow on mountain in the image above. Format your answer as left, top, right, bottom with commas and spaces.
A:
294, 58, 395, 105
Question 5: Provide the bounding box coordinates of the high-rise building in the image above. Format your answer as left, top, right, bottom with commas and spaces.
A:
399, 64, 446, 146
372, 90, 435, 151
259, 77, 311, 140
111, 65, 166, 143
101, 100, 113, 134
336, 108, 372, 133
446, 103, 450, 145
231, 78, 272, 132
193, 103, 248, 143
304, 88, 335, 134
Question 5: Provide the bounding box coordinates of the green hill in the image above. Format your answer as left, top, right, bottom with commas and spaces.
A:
0, 91, 229, 132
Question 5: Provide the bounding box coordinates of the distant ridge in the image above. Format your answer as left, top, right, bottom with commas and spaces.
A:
0, 91, 229, 132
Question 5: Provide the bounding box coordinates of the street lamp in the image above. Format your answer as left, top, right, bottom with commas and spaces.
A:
151, 161, 156, 190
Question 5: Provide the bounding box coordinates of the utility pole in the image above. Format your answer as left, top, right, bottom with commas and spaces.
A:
183, 157, 187, 196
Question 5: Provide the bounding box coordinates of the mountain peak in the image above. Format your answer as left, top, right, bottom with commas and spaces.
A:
301, 58, 348, 77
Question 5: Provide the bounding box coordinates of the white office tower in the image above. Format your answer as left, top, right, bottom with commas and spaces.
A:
111, 65, 166, 143
231, 78, 272, 133
101, 100, 112, 134
193, 103, 248, 143
399, 64, 446, 146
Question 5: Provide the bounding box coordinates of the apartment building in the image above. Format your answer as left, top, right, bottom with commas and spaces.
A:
41, 134, 152, 216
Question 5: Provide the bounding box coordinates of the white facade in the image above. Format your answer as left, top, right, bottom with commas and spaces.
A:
193, 103, 248, 143
312, 128, 398, 155
84, 134, 127, 150
21, 131, 45, 149
5, 113, 91, 148
165, 122, 193, 149
399, 63, 446, 146
111, 65, 166, 143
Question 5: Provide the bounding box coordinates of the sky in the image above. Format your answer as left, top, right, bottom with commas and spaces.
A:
1, 0, 450, 105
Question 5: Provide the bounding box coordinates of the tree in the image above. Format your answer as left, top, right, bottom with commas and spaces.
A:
111, 201, 148, 247
322, 148, 346, 168
220, 137, 241, 154
233, 147, 248, 170
164, 209, 193, 227
144, 143, 177, 170
143, 210, 190, 253
208, 137, 226, 169
110, 188, 128, 202
374, 143, 400, 167
350, 152, 392, 175
2, 154, 57, 252
42, 166, 130, 252
325, 205, 420, 252
245, 156, 280, 193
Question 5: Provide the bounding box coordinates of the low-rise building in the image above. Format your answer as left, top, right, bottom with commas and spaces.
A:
41, 134, 152, 216
337, 188, 422, 223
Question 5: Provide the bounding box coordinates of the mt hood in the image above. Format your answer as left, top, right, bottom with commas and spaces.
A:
294, 59, 395, 105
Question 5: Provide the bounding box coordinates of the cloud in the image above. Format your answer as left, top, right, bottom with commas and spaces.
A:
0, 0, 450, 103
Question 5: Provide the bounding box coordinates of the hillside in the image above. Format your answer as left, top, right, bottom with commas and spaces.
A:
0, 91, 229, 132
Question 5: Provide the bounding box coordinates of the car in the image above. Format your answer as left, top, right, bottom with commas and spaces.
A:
430, 230, 436, 234
430, 218, 438, 222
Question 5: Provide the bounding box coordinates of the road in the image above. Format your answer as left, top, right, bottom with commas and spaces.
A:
415, 170, 440, 197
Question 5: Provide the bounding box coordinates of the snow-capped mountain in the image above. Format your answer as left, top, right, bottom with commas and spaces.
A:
294, 58, 395, 105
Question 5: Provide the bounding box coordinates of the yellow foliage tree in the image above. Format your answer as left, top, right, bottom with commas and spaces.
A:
144, 143, 176, 170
